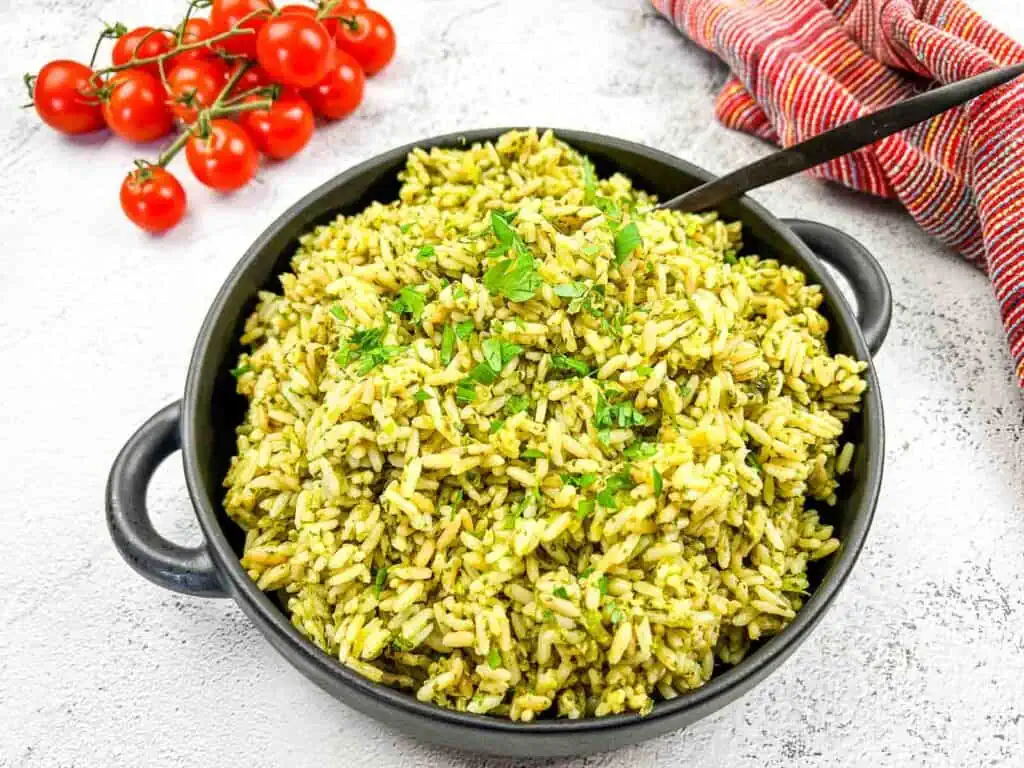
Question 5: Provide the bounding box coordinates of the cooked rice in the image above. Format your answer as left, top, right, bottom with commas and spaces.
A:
223, 129, 868, 721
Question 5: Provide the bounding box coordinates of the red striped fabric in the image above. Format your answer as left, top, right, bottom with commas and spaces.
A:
652, 0, 1024, 385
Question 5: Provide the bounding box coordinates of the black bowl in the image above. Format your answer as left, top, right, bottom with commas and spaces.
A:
107, 128, 889, 758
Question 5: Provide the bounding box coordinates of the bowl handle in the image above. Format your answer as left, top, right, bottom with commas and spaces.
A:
106, 401, 227, 598
782, 218, 892, 356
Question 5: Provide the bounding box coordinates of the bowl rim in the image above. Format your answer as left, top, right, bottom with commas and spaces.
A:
182, 127, 884, 733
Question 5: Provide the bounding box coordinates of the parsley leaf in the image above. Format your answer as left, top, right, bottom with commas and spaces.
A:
505, 394, 530, 415
610, 605, 624, 625
745, 452, 762, 473
652, 466, 663, 496
455, 320, 474, 340
553, 586, 570, 600
456, 378, 477, 403
400, 223, 412, 234
613, 221, 642, 267
338, 327, 403, 374
562, 473, 597, 489
723, 249, 738, 265
636, 365, 653, 377
598, 575, 609, 596
329, 305, 347, 322
553, 281, 588, 299
416, 245, 435, 261
483, 251, 542, 303
230, 363, 250, 378
579, 567, 595, 579
373, 567, 388, 597
576, 499, 595, 520
623, 441, 657, 460
441, 324, 457, 366
521, 448, 546, 460
390, 286, 426, 322
594, 391, 647, 430
596, 470, 635, 509
489, 419, 505, 434
413, 389, 433, 402
551, 354, 590, 377
487, 648, 501, 669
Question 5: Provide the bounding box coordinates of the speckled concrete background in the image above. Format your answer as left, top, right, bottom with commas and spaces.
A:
2, 1, 1023, 765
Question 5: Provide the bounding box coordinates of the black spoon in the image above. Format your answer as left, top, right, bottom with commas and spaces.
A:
659, 63, 1024, 213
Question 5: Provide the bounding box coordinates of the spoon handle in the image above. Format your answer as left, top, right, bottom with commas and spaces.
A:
658, 63, 1024, 214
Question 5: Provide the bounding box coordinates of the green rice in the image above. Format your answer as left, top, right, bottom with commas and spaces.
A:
223, 129, 867, 721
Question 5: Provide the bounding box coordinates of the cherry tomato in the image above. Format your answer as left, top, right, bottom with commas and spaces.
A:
303, 47, 363, 120
334, 9, 394, 76
186, 119, 259, 190
32, 60, 105, 135
256, 15, 333, 88
228, 61, 270, 97
211, 0, 275, 58
102, 70, 174, 143
167, 59, 229, 123
172, 17, 217, 65
238, 87, 315, 160
112, 27, 175, 80
120, 166, 187, 233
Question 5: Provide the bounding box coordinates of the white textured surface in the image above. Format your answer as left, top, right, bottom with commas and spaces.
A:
2, 1, 1024, 765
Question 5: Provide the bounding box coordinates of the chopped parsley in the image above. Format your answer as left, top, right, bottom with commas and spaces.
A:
551, 354, 591, 377
553, 586, 570, 600
596, 470, 635, 510
613, 221, 642, 267
636, 365, 653, 377
329, 304, 347, 322
487, 648, 501, 669
582, 157, 598, 204
521, 448, 546, 460
441, 324, 457, 366
390, 286, 426, 322
504, 394, 530, 415
723, 249, 738, 265
336, 327, 404, 374
455, 378, 478, 403
561, 472, 597, 489
579, 567, 595, 579
400, 223, 412, 234
455, 320, 474, 340
230, 363, 250, 378
581, 243, 601, 257
597, 575, 609, 596
415, 245, 435, 261
652, 466, 663, 496
483, 250, 542, 303
576, 499, 595, 520
391, 635, 413, 651
489, 419, 505, 434
413, 389, 433, 402
594, 391, 647, 431
623, 441, 657, 460
553, 281, 588, 300
610, 605, 624, 625
372, 567, 388, 597
463, 337, 522, 391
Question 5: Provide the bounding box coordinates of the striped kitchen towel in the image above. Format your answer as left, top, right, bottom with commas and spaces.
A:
651, 0, 1024, 385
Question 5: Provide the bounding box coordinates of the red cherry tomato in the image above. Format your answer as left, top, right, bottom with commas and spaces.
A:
210, 0, 275, 58
334, 9, 394, 76
238, 87, 315, 160
186, 119, 259, 190
32, 60, 105, 135
227, 61, 270, 97
112, 27, 175, 80
172, 17, 217, 65
167, 59, 229, 123
256, 15, 333, 89
303, 47, 363, 120
120, 166, 187, 233
102, 70, 174, 143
